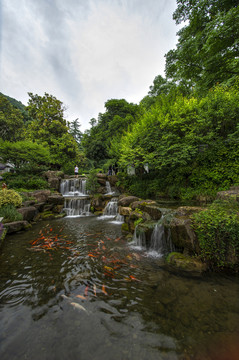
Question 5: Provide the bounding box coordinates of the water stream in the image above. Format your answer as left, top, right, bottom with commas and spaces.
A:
0, 215, 239, 360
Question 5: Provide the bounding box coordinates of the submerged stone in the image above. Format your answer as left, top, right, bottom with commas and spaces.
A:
166, 252, 207, 273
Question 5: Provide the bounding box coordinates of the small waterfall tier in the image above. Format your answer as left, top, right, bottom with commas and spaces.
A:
130, 214, 175, 257
105, 181, 114, 195
98, 198, 124, 223
148, 220, 175, 257
60, 178, 87, 196
131, 226, 146, 249
103, 198, 118, 216
63, 197, 91, 217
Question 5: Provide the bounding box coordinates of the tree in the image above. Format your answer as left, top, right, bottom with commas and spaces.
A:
0, 140, 50, 168
26, 93, 79, 168
0, 94, 25, 142
81, 99, 139, 164
165, 0, 239, 92
68, 118, 83, 148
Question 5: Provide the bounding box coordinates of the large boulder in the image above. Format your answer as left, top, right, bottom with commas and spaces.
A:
31, 190, 51, 203
118, 206, 132, 216
5, 221, 31, 234
17, 206, 38, 222
166, 217, 199, 254
47, 195, 64, 205
131, 200, 162, 220
118, 196, 140, 207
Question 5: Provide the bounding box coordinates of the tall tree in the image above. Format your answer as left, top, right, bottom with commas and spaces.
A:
26, 93, 79, 167
165, 0, 239, 91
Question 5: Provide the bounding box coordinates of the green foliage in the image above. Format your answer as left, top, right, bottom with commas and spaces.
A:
134, 217, 143, 227
0, 94, 25, 142
85, 169, 99, 194
0, 189, 22, 208
0, 140, 50, 168
25, 92, 79, 168
192, 200, 239, 269
3, 173, 49, 191
0, 204, 23, 223
165, 0, 239, 92
81, 99, 140, 164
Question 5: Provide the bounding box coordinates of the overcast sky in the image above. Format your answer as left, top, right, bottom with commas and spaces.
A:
0, 0, 180, 131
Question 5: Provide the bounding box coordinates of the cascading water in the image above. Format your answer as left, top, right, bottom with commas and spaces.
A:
105, 181, 114, 195
130, 225, 146, 250
60, 179, 87, 196
63, 198, 91, 217
103, 198, 118, 216
130, 214, 175, 257
98, 198, 124, 223
148, 220, 175, 257
60, 178, 91, 217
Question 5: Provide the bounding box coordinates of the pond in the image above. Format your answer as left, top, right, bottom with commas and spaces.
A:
0, 215, 239, 360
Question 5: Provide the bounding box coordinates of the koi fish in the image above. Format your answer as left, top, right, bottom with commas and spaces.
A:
114, 237, 122, 242
70, 302, 88, 313
84, 285, 89, 297
93, 284, 97, 296
129, 275, 141, 282
88, 253, 97, 257
76, 294, 87, 300
104, 266, 114, 272
102, 284, 108, 295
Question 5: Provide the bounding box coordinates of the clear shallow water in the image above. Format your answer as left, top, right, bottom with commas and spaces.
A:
0, 216, 239, 360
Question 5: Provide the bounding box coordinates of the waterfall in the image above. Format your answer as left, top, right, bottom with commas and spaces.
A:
130, 226, 146, 250
63, 198, 91, 217
148, 218, 175, 257
98, 198, 123, 223
60, 179, 87, 196
105, 181, 114, 195
103, 198, 118, 216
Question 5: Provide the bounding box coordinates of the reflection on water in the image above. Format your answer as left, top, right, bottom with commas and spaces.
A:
0, 216, 239, 360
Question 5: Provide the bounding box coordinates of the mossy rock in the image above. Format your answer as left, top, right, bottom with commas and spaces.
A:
121, 223, 129, 232
166, 252, 207, 273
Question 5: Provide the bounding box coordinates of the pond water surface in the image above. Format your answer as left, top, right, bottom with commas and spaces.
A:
0, 215, 239, 360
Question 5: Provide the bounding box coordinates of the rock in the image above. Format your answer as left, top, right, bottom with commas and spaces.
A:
167, 252, 207, 273
43, 170, 64, 179
31, 190, 51, 203
47, 195, 64, 205
167, 217, 199, 254
91, 195, 108, 211
48, 178, 60, 191
23, 200, 36, 207
17, 206, 38, 222
118, 196, 140, 207
216, 188, 239, 201
175, 206, 206, 217
5, 221, 31, 234
107, 175, 118, 186
131, 200, 162, 220
34, 202, 45, 212
118, 206, 132, 216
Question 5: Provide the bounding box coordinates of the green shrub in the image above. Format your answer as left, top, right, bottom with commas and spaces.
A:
0, 189, 22, 208
0, 204, 23, 223
192, 200, 239, 269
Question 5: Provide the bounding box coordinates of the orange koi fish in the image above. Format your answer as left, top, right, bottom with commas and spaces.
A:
102, 284, 108, 295
84, 285, 89, 297
129, 275, 141, 282
88, 253, 97, 258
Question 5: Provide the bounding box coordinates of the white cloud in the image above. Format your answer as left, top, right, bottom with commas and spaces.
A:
0, 0, 179, 130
